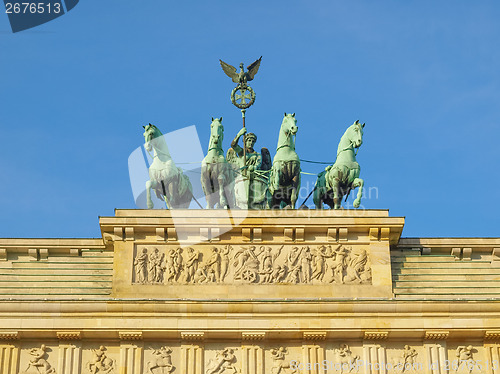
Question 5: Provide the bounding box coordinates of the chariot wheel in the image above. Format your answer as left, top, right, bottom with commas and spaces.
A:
241, 269, 257, 283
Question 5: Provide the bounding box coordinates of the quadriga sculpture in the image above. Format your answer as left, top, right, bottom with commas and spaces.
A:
143, 124, 193, 209
313, 120, 365, 209
268, 113, 301, 209
201, 117, 235, 209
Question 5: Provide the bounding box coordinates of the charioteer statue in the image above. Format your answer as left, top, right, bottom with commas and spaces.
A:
227, 127, 271, 209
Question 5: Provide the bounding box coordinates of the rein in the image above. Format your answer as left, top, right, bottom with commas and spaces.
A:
276, 128, 296, 152
207, 146, 221, 153
337, 140, 360, 158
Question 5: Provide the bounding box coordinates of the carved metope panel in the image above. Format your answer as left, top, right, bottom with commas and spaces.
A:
84, 345, 117, 374
21, 344, 57, 374
386, 345, 421, 374
132, 244, 372, 285
145, 346, 176, 374
329, 344, 361, 374
450, 344, 483, 374
0, 344, 19, 374
205, 347, 240, 374
268, 346, 302, 374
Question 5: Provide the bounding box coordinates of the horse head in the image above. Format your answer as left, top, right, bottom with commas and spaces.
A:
143, 123, 162, 152
209, 117, 224, 150
346, 120, 364, 149
282, 112, 298, 136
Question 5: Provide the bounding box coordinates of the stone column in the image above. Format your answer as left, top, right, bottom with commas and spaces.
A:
181, 332, 204, 374
241, 332, 265, 374
0, 337, 19, 374
424, 331, 449, 374
302, 332, 327, 374
119, 332, 143, 374
57, 332, 82, 374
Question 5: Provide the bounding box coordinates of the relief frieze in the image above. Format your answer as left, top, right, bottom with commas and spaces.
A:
23, 345, 56, 374
86, 345, 115, 374
132, 244, 372, 285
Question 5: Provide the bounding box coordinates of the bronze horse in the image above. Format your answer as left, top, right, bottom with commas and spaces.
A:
268, 113, 300, 209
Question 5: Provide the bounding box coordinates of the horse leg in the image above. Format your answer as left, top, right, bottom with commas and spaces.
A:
217, 167, 228, 209
352, 178, 364, 208
146, 180, 155, 209
147, 361, 156, 374
201, 166, 214, 209
223, 166, 235, 209
331, 180, 341, 209
167, 181, 175, 208
290, 163, 301, 209
290, 181, 298, 209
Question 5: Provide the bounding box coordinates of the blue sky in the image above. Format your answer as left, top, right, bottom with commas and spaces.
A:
0, 1, 499, 238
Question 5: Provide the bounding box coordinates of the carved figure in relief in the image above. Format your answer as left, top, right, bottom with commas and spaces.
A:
259, 246, 282, 283
194, 266, 208, 284
311, 245, 334, 281
300, 246, 312, 283
272, 265, 287, 283
206, 266, 217, 283
205, 247, 221, 282
345, 249, 371, 283
147, 346, 174, 374
334, 344, 360, 374
166, 248, 182, 282
331, 246, 348, 284
134, 248, 149, 284
87, 346, 115, 374
270, 347, 297, 374
286, 247, 302, 283
233, 246, 263, 283
149, 248, 165, 283
24, 344, 56, 374
220, 245, 231, 282
455, 345, 477, 374
183, 247, 200, 283
400, 345, 418, 373
206, 348, 239, 374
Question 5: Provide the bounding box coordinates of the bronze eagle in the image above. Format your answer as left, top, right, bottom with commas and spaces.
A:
219, 56, 262, 85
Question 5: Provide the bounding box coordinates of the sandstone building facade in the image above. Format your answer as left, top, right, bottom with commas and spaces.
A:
1, 209, 499, 374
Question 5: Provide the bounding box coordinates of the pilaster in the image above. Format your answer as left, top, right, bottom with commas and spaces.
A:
0, 343, 19, 374
119, 335, 143, 374
302, 336, 326, 374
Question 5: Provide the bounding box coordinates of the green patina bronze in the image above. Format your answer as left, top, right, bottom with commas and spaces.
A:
140, 58, 370, 211
313, 120, 365, 209
201, 117, 235, 209
220, 57, 261, 110
227, 127, 271, 209
143, 124, 193, 209
268, 113, 301, 209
